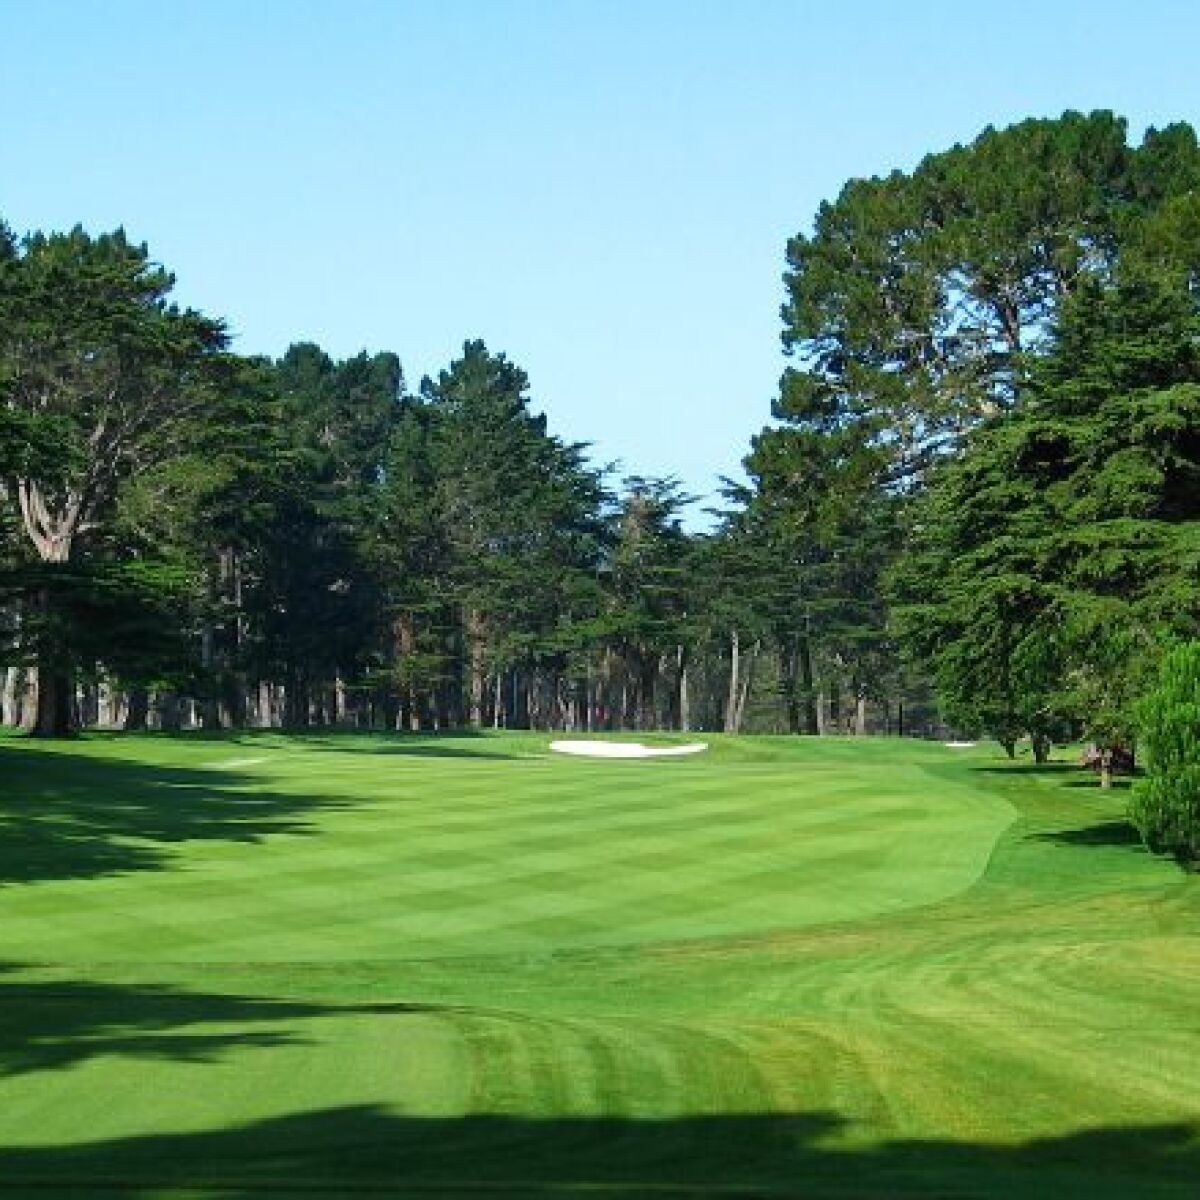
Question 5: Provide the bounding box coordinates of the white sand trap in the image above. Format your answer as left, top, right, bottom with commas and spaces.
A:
943, 741, 978, 749
208, 756, 267, 769
550, 740, 708, 759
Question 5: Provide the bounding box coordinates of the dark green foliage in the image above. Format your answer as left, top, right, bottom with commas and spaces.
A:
756, 111, 1200, 745
407, 340, 608, 728
776, 112, 1196, 482
0, 226, 237, 733
893, 272, 1200, 753
603, 477, 693, 729
1130, 641, 1200, 865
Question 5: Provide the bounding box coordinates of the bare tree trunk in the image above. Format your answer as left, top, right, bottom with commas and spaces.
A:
733, 640, 759, 733
124, 687, 149, 731
466, 609, 487, 728
778, 635, 800, 734
254, 682, 271, 729
677, 645, 690, 733
724, 629, 741, 733
33, 664, 74, 737
31, 583, 75, 737
798, 635, 819, 735
157, 691, 183, 733
283, 673, 309, 729
1, 667, 18, 726
854, 690, 868, 736
97, 678, 116, 728
228, 550, 248, 729
199, 620, 221, 730
636, 655, 659, 731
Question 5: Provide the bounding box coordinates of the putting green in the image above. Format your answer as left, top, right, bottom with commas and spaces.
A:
0, 732, 1196, 1197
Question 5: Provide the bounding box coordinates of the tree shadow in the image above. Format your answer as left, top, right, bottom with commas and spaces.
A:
970, 762, 1084, 778
0, 1104, 1195, 1197
0, 744, 354, 886
279, 734, 531, 760
1033, 819, 1144, 849
54, 728, 531, 760
0, 964, 444, 1081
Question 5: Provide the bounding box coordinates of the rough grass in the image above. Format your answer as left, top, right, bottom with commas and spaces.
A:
0, 731, 1196, 1197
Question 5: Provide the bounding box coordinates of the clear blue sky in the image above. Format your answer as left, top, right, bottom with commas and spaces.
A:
3, 0, 1197, 513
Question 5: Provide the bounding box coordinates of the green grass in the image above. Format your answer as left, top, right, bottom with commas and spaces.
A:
0, 731, 1196, 1197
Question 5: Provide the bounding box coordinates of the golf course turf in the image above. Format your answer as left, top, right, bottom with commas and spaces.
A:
0, 732, 1196, 1197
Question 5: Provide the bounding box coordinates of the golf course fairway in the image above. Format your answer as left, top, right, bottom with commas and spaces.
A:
0, 732, 1196, 1197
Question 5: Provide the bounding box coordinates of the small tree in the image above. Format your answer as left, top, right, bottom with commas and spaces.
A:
1130, 642, 1200, 867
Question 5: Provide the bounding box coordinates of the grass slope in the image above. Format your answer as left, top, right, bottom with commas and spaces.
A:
0, 732, 1196, 1197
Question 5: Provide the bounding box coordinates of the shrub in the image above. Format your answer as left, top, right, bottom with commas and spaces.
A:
1130, 642, 1200, 867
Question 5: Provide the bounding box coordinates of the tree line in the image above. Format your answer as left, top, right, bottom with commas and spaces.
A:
0, 231, 906, 739
747, 110, 1200, 788
2, 111, 1199, 791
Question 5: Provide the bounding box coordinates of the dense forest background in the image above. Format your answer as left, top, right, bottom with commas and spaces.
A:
2, 111, 1198, 760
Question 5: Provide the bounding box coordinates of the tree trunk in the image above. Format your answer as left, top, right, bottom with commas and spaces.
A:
854, 690, 868, 737
798, 636, 819, 734
124, 687, 149, 731
283, 674, 309, 729
466, 609, 487, 728
1, 667, 18, 726
1100, 747, 1113, 790
30, 583, 76, 736
199, 593, 221, 730
32, 663, 74, 737
724, 629, 741, 734
638, 656, 660, 731
734, 640, 760, 733
97, 678, 116, 728
1032, 733, 1052, 764
677, 645, 690, 733
778, 635, 801, 734
157, 691, 184, 733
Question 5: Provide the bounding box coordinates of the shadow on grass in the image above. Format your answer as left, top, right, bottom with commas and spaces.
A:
1034, 819, 1143, 849
970, 761, 1136, 796
0, 744, 354, 886
0, 1105, 1195, 1198
970, 762, 1085, 778
0, 965, 443, 1080
273, 732, 531, 760
74, 728, 532, 761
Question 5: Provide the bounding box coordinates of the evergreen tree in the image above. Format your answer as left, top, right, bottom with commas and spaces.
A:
0, 226, 232, 734
1131, 641, 1200, 866
414, 340, 606, 729
893, 272, 1200, 757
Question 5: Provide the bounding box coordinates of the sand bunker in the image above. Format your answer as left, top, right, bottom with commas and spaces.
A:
943, 741, 978, 749
549, 740, 709, 759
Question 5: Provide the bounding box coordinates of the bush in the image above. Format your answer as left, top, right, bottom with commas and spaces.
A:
1130, 642, 1200, 867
